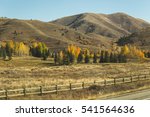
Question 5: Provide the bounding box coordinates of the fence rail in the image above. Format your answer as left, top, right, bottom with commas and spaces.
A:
0, 73, 150, 99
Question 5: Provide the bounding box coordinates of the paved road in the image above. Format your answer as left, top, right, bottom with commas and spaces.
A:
101, 88, 150, 100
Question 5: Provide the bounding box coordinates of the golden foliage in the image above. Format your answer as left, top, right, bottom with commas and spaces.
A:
67, 44, 81, 58
121, 45, 145, 59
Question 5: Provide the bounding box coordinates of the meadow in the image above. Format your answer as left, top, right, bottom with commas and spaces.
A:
0, 56, 150, 90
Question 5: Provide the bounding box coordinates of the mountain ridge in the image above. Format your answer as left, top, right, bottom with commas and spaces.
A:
0, 12, 149, 50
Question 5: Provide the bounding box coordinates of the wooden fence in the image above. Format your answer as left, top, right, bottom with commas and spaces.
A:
0, 73, 150, 99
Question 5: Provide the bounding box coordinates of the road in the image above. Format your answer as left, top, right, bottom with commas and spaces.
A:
101, 88, 150, 100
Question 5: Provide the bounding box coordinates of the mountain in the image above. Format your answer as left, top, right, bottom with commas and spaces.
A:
0, 18, 113, 50
52, 12, 149, 39
117, 27, 150, 49
0, 12, 149, 50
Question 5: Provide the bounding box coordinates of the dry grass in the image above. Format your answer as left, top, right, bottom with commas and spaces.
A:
0, 56, 150, 90
8, 79, 150, 100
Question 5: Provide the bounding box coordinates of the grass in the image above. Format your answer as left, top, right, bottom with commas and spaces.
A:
0, 56, 150, 92
8, 79, 150, 100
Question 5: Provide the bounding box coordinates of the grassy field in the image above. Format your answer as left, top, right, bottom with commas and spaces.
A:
0, 56, 150, 91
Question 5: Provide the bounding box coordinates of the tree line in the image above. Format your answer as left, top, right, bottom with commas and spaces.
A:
0, 40, 49, 60
0, 40, 148, 65
53, 44, 148, 65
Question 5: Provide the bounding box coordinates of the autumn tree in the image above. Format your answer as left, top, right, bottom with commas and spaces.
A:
67, 44, 81, 63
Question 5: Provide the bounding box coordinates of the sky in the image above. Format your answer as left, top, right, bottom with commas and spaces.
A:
0, 0, 150, 22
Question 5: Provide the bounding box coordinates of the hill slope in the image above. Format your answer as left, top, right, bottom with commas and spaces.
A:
52, 12, 149, 39
0, 18, 113, 50
117, 27, 150, 49
0, 12, 149, 50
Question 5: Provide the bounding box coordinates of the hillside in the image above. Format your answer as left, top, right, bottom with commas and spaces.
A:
0, 12, 149, 50
0, 18, 113, 50
52, 12, 149, 39
117, 27, 150, 49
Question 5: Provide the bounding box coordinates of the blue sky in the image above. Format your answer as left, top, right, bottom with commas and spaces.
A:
0, 0, 149, 22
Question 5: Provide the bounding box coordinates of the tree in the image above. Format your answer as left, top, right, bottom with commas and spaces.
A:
84, 54, 90, 63
58, 51, 64, 65
77, 52, 83, 63
5, 41, 13, 60
110, 52, 114, 63
113, 53, 118, 63
121, 45, 130, 55
93, 53, 97, 63
18, 42, 29, 56
62, 51, 70, 65
54, 52, 58, 65
99, 50, 104, 63
67, 44, 81, 64
1, 47, 6, 60
41, 42, 49, 60
84, 49, 90, 63
104, 51, 109, 63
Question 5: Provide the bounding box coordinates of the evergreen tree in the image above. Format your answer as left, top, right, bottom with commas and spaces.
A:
93, 53, 97, 63
113, 53, 118, 63
68, 53, 75, 63
77, 52, 83, 63
99, 50, 104, 63
84, 54, 90, 63
122, 55, 127, 63
62, 51, 70, 65
110, 52, 114, 63
54, 52, 58, 65
2, 47, 6, 60
118, 54, 123, 63
104, 51, 109, 63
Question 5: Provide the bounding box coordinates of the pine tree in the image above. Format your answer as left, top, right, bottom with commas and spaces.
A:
118, 54, 123, 63
84, 49, 90, 63
84, 54, 90, 63
99, 50, 104, 63
93, 53, 97, 63
54, 52, 58, 65
110, 52, 114, 63
2, 47, 6, 60
62, 51, 70, 65
104, 51, 109, 63
113, 53, 118, 63
77, 52, 83, 63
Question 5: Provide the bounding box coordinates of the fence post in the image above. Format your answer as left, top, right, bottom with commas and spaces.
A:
82, 82, 84, 89
123, 78, 125, 83
131, 76, 132, 82
5, 89, 8, 100
70, 83, 72, 90
40, 86, 43, 95
23, 87, 26, 96
114, 78, 116, 85
55, 85, 58, 94
104, 80, 106, 86
94, 80, 96, 84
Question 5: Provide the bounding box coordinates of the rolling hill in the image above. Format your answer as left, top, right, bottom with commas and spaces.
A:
0, 18, 113, 50
0, 12, 149, 50
52, 12, 149, 39
117, 26, 150, 49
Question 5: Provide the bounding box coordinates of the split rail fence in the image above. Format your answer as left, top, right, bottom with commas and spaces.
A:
0, 73, 150, 99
